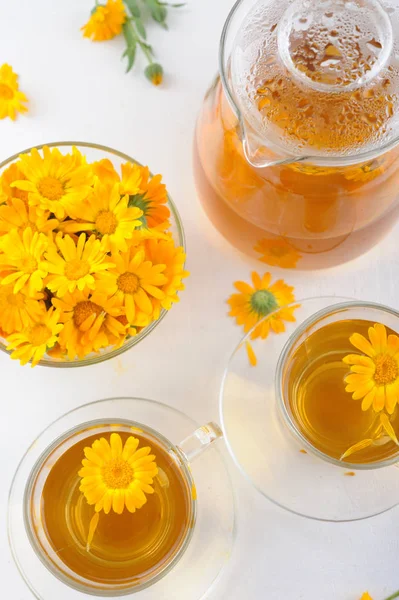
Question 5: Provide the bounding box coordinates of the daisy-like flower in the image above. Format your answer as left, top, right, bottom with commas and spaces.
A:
81, 0, 126, 41
145, 237, 189, 318
0, 227, 49, 295
12, 146, 94, 220
61, 181, 143, 253
43, 233, 115, 297
254, 238, 302, 269
0, 197, 58, 235
92, 158, 120, 185
0, 64, 28, 121
96, 247, 167, 324
6, 308, 63, 367
0, 283, 44, 334
121, 163, 170, 229
343, 323, 399, 414
0, 162, 29, 203
228, 271, 298, 367
52, 289, 125, 359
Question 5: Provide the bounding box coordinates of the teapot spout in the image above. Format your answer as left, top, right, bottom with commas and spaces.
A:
242, 128, 307, 169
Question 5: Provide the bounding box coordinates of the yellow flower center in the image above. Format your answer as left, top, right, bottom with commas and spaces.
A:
73, 301, 102, 328
22, 256, 38, 274
374, 354, 398, 386
117, 272, 140, 294
65, 259, 90, 281
37, 177, 65, 201
102, 458, 134, 489
27, 323, 51, 346
0, 83, 13, 100
96, 210, 117, 235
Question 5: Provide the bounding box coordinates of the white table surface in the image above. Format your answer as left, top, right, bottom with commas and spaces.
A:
1, 1, 399, 598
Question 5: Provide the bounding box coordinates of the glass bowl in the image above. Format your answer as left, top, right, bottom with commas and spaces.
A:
220, 297, 399, 522
0, 142, 185, 368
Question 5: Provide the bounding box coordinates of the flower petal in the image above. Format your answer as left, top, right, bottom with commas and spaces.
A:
349, 333, 376, 357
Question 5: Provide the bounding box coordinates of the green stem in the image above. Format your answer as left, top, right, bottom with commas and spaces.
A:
138, 40, 153, 65
384, 592, 399, 600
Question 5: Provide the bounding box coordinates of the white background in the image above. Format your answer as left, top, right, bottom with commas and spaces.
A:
1, 0, 399, 598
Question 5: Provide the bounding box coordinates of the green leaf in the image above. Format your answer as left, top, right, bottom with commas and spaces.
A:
122, 22, 137, 73
123, 44, 137, 73
146, 0, 168, 25
124, 0, 140, 18
134, 16, 147, 40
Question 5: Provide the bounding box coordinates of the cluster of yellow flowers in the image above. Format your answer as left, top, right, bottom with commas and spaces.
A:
0, 146, 188, 366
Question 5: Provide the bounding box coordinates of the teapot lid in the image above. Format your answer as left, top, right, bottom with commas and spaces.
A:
230, 0, 399, 158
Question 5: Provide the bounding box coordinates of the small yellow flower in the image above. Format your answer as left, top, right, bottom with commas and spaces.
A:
82, 0, 126, 42
145, 237, 189, 318
79, 432, 158, 514
96, 247, 167, 324
254, 238, 302, 269
0, 64, 28, 121
360, 594, 373, 600
0, 197, 58, 235
52, 289, 125, 359
0, 227, 49, 295
0, 162, 29, 203
12, 146, 94, 220
6, 308, 63, 367
0, 283, 44, 334
43, 233, 115, 297
61, 181, 143, 253
92, 158, 120, 185
343, 323, 399, 414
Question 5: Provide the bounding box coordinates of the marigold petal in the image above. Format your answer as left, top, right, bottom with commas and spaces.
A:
246, 341, 257, 366
350, 333, 376, 357
351, 380, 375, 400
361, 388, 376, 411
84, 447, 104, 466
112, 490, 125, 514
379, 413, 399, 445
86, 512, 100, 552
110, 433, 123, 458
373, 386, 386, 412
341, 438, 373, 460
386, 383, 399, 415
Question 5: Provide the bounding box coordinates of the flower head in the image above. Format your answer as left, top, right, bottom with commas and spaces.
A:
0, 227, 49, 295
0, 197, 58, 235
121, 163, 170, 229
61, 181, 143, 252
145, 63, 164, 86
79, 432, 158, 514
0, 283, 44, 333
43, 233, 115, 297
92, 158, 120, 185
82, 0, 126, 41
343, 323, 399, 414
6, 308, 63, 367
254, 238, 302, 269
13, 146, 94, 220
360, 594, 373, 600
0, 162, 29, 203
0, 64, 28, 121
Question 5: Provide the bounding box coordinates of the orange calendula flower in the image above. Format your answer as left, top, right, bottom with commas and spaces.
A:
0, 64, 28, 121
82, 0, 126, 42
343, 323, 399, 414
92, 158, 120, 185
121, 163, 170, 229
254, 238, 302, 269
360, 594, 373, 600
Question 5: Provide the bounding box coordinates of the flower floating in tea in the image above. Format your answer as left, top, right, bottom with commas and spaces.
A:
341, 323, 399, 460
0, 145, 188, 365
254, 238, 302, 269
227, 271, 299, 366
79, 432, 158, 550
0, 64, 28, 121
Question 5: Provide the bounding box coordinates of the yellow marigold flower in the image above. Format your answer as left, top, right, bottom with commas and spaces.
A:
0, 283, 44, 334
12, 146, 94, 220
360, 594, 373, 600
79, 432, 158, 514
0, 162, 29, 203
0, 64, 28, 121
145, 237, 189, 318
254, 238, 302, 269
82, 0, 126, 42
0, 227, 49, 295
52, 289, 125, 360
343, 323, 399, 414
0, 197, 58, 235
61, 181, 143, 253
43, 233, 115, 297
96, 247, 167, 324
121, 163, 170, 229
92, 158, 120, 185
6, 308, 63, 367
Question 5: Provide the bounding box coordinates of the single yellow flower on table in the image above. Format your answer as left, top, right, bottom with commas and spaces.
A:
0, 197, 58, 235
6, 308, 63, 367
12, 146, 94, 220
254, 238, 302, 269
0, 227, 49, 295
44, 233, 115, 297
96, 247, 167, 324
82, 0, 126, 41
61, 181, 143, 253
0, 64, 28, 120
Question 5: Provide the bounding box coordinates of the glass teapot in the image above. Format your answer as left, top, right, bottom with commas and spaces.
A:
194, 0, 399, 269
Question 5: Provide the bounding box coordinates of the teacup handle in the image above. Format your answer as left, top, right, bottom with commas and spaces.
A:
177, 422, 223, 463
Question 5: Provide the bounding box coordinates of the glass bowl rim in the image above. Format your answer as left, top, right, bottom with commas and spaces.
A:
0, 141, 186, 368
